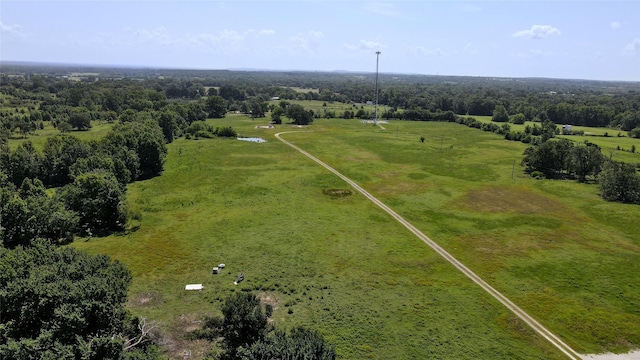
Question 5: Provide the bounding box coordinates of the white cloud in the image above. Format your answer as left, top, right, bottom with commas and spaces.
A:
512, 25, 560, 39
622, 38, 640, 56
364, 2, 402, 17
132, 27, 178, 46
288, 31, 324, 54
61, 27, 277, 55
0, 20, 26, 37
511, 49, 554, 58
258, 29, 275, 36
343, 40, 386, 52
409, 46, 445, 57
611, 21, 621, 29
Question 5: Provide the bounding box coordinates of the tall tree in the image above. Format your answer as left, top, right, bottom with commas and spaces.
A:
286, 104, 313, 125
570, 144, 605, 182
206, 95, 228, 118
68, 108, 92, 130
598, 161, 640, 204
491, 105, 510, 123
42, 135, 91, 187
61, 171, 127, 233
221, 292, 269, 357
7, 141, 41, 186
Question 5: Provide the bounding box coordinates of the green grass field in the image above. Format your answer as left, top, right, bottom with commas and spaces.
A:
72, 115, 640, 359
469, 115, 640, 164
8, 121, 115, 150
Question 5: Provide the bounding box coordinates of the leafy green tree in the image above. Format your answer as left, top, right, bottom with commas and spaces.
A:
57, 121, 73, 133
271, 105, 284, 124
286, 104, 313, 125
491, 105, 509, 123
118, 109, 139, 123
69, 108, 92, 130
617, 111, 640, 131
185, 121, 215, 138
70, 154, 131, 188
510, 113, 526, 124
598, 160, 640, 204
221, 292, 269, 357
239, 327, 336, 360
42, 135, 91, 186
107, 120, 167, 180
248, 100, 266, 118
521, 139, 574, 179
0, 243, 131, 359
540, 119, 558, 142
206, 95, 228, 118
628, 127, 640, 139
570, 144, 605, 182
61, 171, 127, 233
156, 110, 179, 143
0, 178, 78, 248
215, 126, 238, 138
7, 141, 42, 186
98, 131, 142, 182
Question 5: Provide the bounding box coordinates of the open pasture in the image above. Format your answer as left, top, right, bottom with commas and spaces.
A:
74, 117, 640, 358
7, 121, 115, 150
469, 115, 640, 164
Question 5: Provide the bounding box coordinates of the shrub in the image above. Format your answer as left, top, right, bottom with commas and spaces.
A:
531, 171, 544, 180
215, 126, 238, 138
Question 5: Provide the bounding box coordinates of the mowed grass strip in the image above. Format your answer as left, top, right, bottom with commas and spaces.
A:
74, 118, 566, 359
284, 119, 640, 355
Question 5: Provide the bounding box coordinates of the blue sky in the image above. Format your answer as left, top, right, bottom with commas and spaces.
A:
1, 1, 639, 81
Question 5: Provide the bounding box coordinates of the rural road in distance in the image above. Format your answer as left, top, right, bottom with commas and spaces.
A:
275, 131, 583, 360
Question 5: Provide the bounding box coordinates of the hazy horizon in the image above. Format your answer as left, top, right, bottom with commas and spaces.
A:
2, 1, 639, 82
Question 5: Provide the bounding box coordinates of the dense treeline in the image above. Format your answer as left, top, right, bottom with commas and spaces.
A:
3, 66, 639, 137
0, 241, 160, 359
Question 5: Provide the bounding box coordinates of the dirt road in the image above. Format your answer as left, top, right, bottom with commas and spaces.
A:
275, 131, 583, 360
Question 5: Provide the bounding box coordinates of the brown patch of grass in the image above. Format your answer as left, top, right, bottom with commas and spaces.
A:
457, 185, 575, 218
342, 150, 380, 162
322, 189, 353, 198
129, 292, 164, 308
258, 291, 280, 311
163, 313, 214, 360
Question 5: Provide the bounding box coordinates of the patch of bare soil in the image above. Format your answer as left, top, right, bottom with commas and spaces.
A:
258, 291, 279, 309
129, 292, 164, 307
258, 292, 279, 324
163, 313, 214, 360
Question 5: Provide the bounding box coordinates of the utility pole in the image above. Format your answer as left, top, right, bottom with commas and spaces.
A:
374, 51, 381, 125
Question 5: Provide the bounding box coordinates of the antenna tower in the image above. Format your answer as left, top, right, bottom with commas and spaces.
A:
374, 51, 381, 125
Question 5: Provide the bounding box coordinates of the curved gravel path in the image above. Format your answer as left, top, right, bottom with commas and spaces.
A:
275, 131, 583, 360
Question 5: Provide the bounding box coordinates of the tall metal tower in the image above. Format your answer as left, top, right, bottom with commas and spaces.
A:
374, 51, 381, 125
